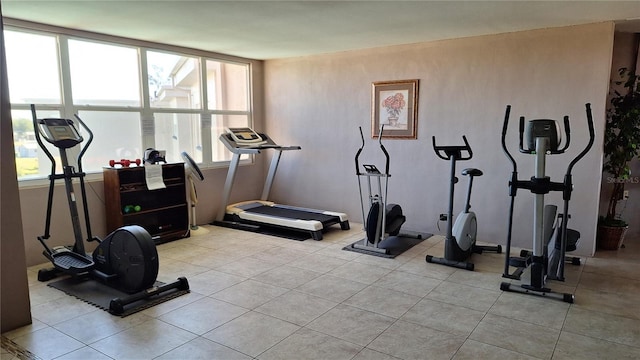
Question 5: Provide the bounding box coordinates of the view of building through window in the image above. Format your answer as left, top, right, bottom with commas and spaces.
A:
5, 27, 252, 181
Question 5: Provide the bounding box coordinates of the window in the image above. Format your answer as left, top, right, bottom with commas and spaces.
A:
148, 51, 201, 109
206, 60, 248, 111
4, 31, 61, 105
11, 109, 60, 180
77, 111, 143, 169
68, 40, 141, 106
5, 24, 254, 182
154, 112, 202, 163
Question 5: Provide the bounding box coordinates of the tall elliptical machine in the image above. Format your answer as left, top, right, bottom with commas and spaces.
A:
351, 126, 421, 256
31, 105, 189, 315
500, 103, 595, 303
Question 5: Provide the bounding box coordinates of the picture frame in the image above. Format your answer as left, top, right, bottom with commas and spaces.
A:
371, 79, 419, 139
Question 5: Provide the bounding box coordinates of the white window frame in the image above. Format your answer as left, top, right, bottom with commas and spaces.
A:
5, 19, 257, 187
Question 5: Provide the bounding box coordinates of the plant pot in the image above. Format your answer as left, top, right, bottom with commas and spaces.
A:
596, 224, 628, 250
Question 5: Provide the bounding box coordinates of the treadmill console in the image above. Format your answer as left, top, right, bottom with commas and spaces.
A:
226, 127, 267, 145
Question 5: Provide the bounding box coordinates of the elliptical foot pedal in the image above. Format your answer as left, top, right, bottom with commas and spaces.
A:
52, 252, 94, 273
509, 256, 528, 268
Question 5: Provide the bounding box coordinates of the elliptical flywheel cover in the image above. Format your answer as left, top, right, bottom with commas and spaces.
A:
94, 225, 159, 293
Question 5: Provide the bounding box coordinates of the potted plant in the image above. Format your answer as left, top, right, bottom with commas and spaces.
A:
598, 67, 640, 250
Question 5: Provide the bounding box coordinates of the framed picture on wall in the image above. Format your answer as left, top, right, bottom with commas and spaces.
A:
371, 79, 419, 139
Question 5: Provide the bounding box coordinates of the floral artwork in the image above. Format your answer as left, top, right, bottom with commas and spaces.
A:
372, 80, 419, 139
381, 91, 407, 128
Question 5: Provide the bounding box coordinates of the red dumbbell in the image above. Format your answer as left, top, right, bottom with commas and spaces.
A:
108, 159, 141, 167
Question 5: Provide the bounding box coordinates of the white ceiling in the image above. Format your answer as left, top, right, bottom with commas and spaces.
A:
3, 1, 640, 60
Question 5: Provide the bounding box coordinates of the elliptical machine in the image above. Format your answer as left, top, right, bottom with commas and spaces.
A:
31, 105, 189, 315
499, 103, 594, 303
426, 136, 501, 271
349, 126, 422, 256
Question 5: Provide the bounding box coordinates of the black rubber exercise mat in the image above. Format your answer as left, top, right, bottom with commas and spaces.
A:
48, 277, 189, 317
343, 232, 430, 258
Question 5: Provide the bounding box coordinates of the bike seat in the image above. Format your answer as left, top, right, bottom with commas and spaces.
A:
462, 168, 483, 177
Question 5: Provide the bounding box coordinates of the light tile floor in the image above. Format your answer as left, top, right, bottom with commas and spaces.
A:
2, 224, 639, 360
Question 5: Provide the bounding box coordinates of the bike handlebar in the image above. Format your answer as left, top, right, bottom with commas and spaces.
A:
432, 135, 473, 161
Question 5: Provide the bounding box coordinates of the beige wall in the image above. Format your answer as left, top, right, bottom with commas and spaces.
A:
264, 22, 615, 256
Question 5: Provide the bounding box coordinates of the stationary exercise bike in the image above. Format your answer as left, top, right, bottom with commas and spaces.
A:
426, 136, 501, 270
499, 103, 594, 303
349, 126, 421, 256
31, 105, 189, 315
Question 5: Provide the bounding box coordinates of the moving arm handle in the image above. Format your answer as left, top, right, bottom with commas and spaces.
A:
30, 104, 57, 168
518, 115, 529, 153
558, 115, 571, 153
355, 126, 365, 175
378, 125, 391, 175
501, 105, 517, 172
73, 114, 93, 174
566, 103, 595, 176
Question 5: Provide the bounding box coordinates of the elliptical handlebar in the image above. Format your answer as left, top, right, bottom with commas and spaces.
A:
355, 127, 365, 175
432, 135, 473, 161
30, 104, 93, 172
560, 115, 571, 153
378, 125, 391, 175
31, 104, 57, 168
504, 103, 594, 168
501, 105, 517, 172
73, 114, 94, 174
355, 125, 391, 176
567, 103, 595, 175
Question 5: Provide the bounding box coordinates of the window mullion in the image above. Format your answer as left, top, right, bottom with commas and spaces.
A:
139, 48, 155, 150
200, 58, 212, 164
57, 35, 75, 118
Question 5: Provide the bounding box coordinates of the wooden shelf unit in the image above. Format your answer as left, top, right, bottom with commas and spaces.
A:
103, 163, 189, 244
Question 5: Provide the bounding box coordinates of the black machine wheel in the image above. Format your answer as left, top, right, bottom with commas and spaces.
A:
366, 202, 381, 244
571, 257, 581, 266
425, 255, 434, 263
496, 245, 503, 254
465, 263, 475, 271
563, 293, 575, 304
366, 202, 406, 243
500, 282, 511, 291
38, 268, 59, 282
109, 298, 125, 315
94, 225, 159, 293
177, 276, 190, 290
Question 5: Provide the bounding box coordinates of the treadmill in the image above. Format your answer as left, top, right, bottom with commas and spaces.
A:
213, 128, 350, 240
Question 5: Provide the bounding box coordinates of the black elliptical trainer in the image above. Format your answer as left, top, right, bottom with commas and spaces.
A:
349, 126, 422, 256
499, 103, 595, 303
31, 105, 189, 315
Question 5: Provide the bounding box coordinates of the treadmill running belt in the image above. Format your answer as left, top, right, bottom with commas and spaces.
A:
246, 205, 338, 223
